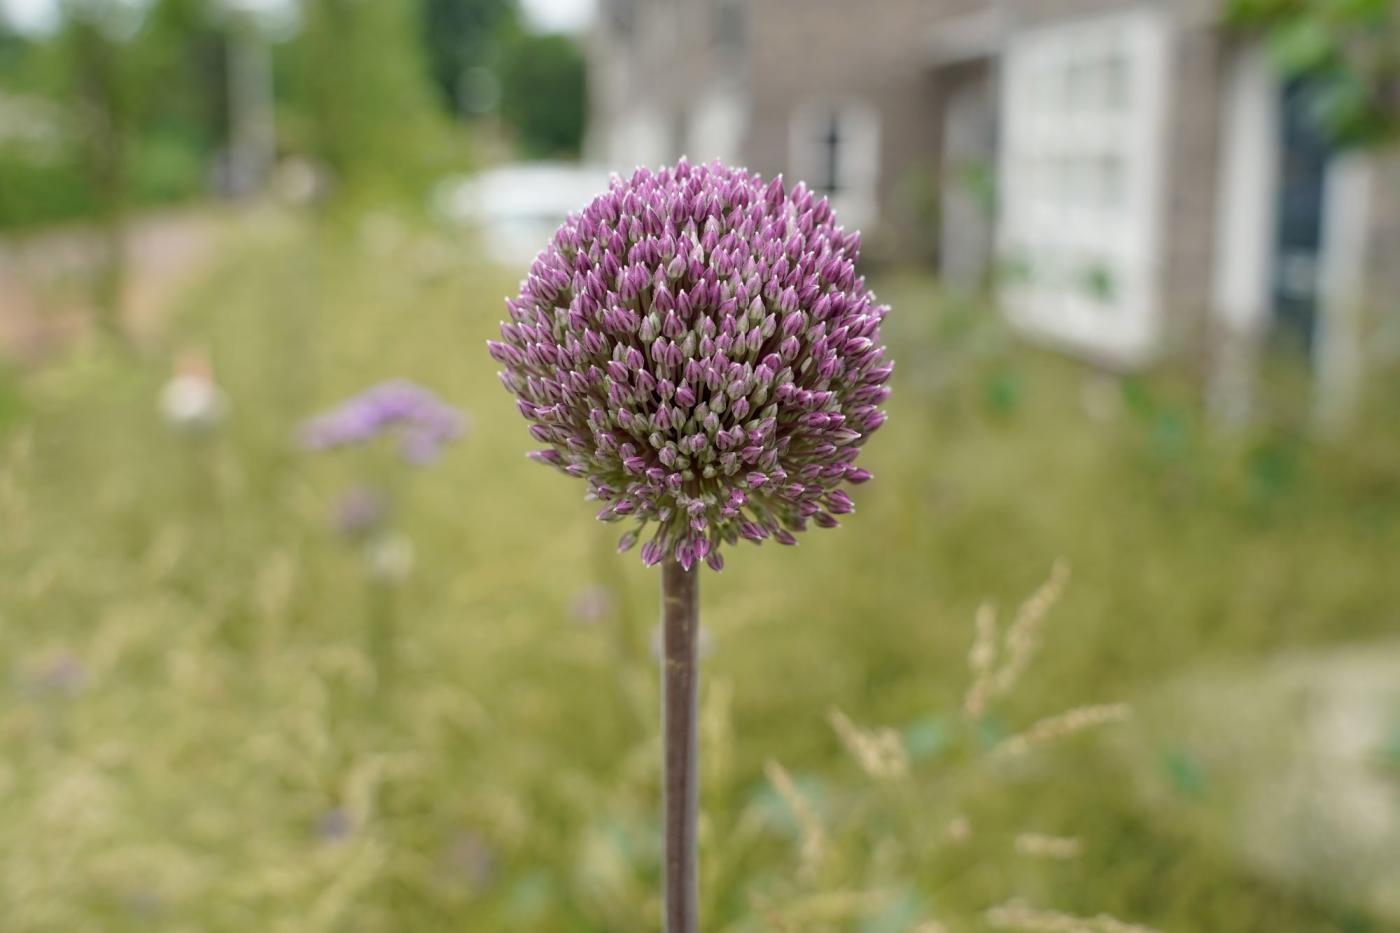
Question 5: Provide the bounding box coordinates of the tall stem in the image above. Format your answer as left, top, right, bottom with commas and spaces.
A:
661, 558, 699, 933
367, 574, 396, 699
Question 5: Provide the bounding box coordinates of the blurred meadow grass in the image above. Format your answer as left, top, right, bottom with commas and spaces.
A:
0, 208, 1397, 931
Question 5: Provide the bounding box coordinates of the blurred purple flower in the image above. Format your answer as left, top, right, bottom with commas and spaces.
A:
443, 829, 496, 892
333, 486, 387, 539
570, 585, 613, 625
489, 159, 891, 571
26, 653, 87, 698
317, 807, 355, 843
301, 380, 465, 464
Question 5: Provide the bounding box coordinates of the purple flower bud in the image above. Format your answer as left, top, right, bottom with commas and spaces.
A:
781, 311, 807, 339
779, 336, 801, 363
739, 521, 767, 542
653, 283, 675, 313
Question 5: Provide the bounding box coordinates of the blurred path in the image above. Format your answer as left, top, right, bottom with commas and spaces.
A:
0, 209, 222, 363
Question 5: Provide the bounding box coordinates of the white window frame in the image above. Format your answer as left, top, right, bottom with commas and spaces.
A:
997, 8, 1172, 365
1211, 42, 1375, 429
789, 100, 880, 231
1212, 43, 1280, 337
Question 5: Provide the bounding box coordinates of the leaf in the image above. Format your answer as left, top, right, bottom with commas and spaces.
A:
1266, 16, 1337, 73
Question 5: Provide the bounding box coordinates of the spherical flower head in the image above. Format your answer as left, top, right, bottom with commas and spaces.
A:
490, 160, 892, 572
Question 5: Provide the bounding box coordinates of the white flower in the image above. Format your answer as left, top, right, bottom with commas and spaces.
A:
159, 373, 227, 434
365, 534, 414, 583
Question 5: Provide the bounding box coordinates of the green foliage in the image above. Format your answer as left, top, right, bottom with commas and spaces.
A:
0, 0, 470, 229
0, 12, 29, 70
0, 0, 223, 230
419, 0, 519, 115
499, 32, 587, 157
1228, 0, 1400, 147
129, 126, 209, 204
0, 223, 1396, 930
0, 363, 23, 437
296, 0, 455, 197
0, 148, 94, 228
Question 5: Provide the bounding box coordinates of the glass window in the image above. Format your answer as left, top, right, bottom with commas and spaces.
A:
710, 0, 745, 54
605, 0, 637, 40
997, 10, 1170, 363
789, 101, 881, 230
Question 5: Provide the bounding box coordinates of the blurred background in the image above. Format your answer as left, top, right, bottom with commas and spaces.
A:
0, 0, 1398, 930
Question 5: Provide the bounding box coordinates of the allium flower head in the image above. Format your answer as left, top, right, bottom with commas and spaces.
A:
490, 160, 892, 572
301, 380, 465, 464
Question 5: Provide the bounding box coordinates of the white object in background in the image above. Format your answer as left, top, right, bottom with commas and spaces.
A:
687, 87, 748, 167
1315, 153, 1373, 434
997, 8, 1171, 366
1212, 44, 1280, 335
366, 534, 415, 584
1208, 44, 1280, 428
434, 163, 615, 266
159, 350, 228, 435
788, 99, 881, 232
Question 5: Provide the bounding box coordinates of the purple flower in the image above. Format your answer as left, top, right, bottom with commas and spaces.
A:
333, 485, 387, 539
317, 807, 355, 842
570, 585, 614, 625
27, 653, 86, 697
301, 381, 465, 464
490, 160, 892, 571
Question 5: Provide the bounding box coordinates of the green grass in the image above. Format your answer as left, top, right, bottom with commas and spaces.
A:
0, 209, 1396, 931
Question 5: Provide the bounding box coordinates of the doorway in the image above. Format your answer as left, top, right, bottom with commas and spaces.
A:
1272, 79, 1334, 354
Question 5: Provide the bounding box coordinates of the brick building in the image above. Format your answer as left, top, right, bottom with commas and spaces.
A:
587, 0, 1398, 418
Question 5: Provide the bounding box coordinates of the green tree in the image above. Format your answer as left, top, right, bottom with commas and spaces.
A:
0, 9, 28, 72
1230, 0, 1399, 147
0, 0, 227, 231
419, 0, 518, 116
297, 0, 449, 195
499, 31, 587, 157
57, 0, 140, 333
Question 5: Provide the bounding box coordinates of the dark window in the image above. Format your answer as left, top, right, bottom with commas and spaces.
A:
711, 0, 745, 53
606, 0, 637, 40
1273, 79, 1333, 354
815, 110, 843, 196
